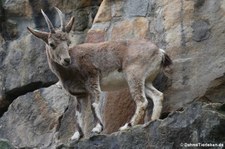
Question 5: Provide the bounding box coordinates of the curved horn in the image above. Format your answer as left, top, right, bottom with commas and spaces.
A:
55, 7, 66, 32
41, 9, 55, 33
27, 27, 49, 43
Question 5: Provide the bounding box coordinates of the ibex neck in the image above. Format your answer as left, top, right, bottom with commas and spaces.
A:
45, 47, 86, 94
45, 48, 66, 80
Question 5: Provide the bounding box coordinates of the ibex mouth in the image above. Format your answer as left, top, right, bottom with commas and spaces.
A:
62, 58, 71, 66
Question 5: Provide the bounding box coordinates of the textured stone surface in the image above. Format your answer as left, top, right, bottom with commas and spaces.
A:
2, 101, 225, 148
86, 29, 106, 43
0, 139, 14, 149
123, 0, 149, 17
163, 0, 225, 111
202, 74, 225, 103
192, 20, 210, 42
1, 34, 57, 98
93, 0, 112, 23
61, 102, 225, 149
3, 0, 32, 17
0, 0, 101, 116
0, 85, 74, 148
103, 89, 135, 134
0, 0, 225, 148
0, 34, 58, 116
111, 17, 149, 40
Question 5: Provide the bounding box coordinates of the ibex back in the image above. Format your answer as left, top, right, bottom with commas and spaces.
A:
27, 8, 172, 141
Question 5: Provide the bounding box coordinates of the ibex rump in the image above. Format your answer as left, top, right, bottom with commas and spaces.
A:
27, 8, 172, 141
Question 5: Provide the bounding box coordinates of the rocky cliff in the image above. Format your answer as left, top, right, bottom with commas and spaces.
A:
0, 0, 225, 148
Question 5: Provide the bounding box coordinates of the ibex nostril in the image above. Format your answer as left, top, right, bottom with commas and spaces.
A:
64, 58, 71, 64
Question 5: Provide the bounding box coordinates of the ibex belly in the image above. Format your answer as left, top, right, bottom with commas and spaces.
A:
100, 70, 128, 91
100, 68, 160, 91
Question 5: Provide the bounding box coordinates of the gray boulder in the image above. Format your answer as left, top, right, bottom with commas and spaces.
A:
0, 85, 76, 148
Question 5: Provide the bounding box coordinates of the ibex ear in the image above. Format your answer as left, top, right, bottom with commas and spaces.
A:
65, 17, 75, 33
27, 27, 49, 43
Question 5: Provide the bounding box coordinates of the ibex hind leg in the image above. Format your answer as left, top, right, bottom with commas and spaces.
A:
86, 76, 104, 134
120, 67, 148, 130
145, 83, 163, 121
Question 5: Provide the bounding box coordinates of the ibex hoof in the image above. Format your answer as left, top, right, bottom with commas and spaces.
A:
70, 131, 81, 141
91, 123, 103, 134
90, 132, 99, 138
119, 122, 132, 131
56, 81, 62, 89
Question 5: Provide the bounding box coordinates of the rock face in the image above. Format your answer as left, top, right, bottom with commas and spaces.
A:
63, 102, 225, 149
0, 85, 74, 148
0, 0, 225, 148
0, 0, 100, 116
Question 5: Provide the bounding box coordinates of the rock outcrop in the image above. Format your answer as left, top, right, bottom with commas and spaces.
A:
0, 0, 100, 116
62, 102, 225, 149
0, 85, 74, 148
0, 0, 225, 148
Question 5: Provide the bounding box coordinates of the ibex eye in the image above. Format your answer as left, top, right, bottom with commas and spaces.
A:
49, 43, 56, 49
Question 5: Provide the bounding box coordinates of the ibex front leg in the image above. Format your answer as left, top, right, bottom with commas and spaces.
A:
71, 99, 84, 141
86, 75, 103, 134
145, 83, 163, 120
120, 67, 148, 130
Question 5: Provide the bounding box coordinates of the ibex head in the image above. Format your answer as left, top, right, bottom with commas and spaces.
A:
27, 7, 74, 66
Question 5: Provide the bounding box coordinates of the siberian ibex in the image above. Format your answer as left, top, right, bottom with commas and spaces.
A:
27, 8, 172, 141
